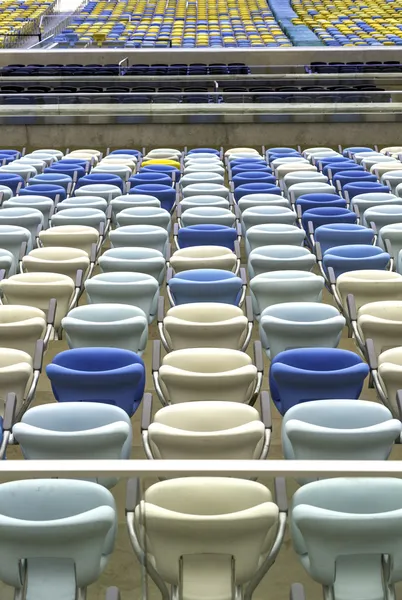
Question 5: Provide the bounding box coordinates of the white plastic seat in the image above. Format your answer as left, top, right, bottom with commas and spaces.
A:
183, 163, 225, 176
92, 164, 131, 180
0, 348, 32, 416
75, 184, 121, 203
0, 185, 13, 202
39, 225, 99, 256
0, 163, 37, 182
180, 172, 224, 188
110, 224, 168, 255
145, 401, 267, 460
351, 193, 401, 220
32, 148, 63, 160
57, 196, 108, 212
156, 348, 258, 405
51, 207, 106, 231
13, 402, 132, 488
248, 245, 316, 277
100, 156, 136, 170
287, 182, 336, 203
62, 303, 148, 354
22, 247, 90, 278
362, 154, 399, 171
160, 302, 250, 351
242, 206, 296, 234
381, 170, 402, 193
0, 272, 76, 329
376, 346, 402, 415
131, 477, 281, 600
379, 223, 402, 258
0, 304, 46, 358
3, 196, 53, 228
170, 246, 237, 273
238, 194, 290, 213
0, 207, 43, 248
259, 302, 345, 358
110, 194, 161, 222
336, 270, 402, 311
357, 300, 402, 357
246, 224, 305, 254
250, 271, 324, 318
85, 272, 159, 323
0, 225, 31, 275
144, 148, 181, 160
270, 157, 309, 169
23, 152, 56, 167
0, 248, 14, 276
380, 146, 402, 158
283, 171, 328, 196
275, 162, 317, 181
116, 206, 171, 231
181, 206, 235, 228
99, 247, 165, 284
182, 183, 229, 199
14, 157, 46, 173
180, 195, 230, 211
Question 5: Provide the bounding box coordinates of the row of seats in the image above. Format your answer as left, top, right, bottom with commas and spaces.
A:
1, 144, 402, 600
308, 60, 402, 73
54, 0, 291, 47
0, 0, 55, 48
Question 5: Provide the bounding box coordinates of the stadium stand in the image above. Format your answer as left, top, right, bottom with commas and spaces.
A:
0, 0, 56, 48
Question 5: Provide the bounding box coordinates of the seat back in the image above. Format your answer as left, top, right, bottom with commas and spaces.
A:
170, 246, 237, 273
39, 225, 99, 256
336, 270, 402, 310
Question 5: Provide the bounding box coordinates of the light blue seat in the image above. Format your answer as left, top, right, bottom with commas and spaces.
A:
364, 204, 402, 231
241, 206, 296, 235
250, 271, 325, 318
291, 478, 402, 600
3, 196, 54, 228
288, 183, 337, 204
109, 224, 168, 255
0, 207, 43, 247
110, 194, 160, 222
283, 171, 328, 196
0, 185, 13, 202
351, 193, 401, 219
116, 206, 171, 232
248, 246, 316, 278
0, 479, 117, 600
62, 303, 148, 355
269, 348, 369, 415
51, 207, 106, 231
296, 193, 346, 213
46, 347, 145, 417
99, 247, 165, 284
57, 196, 108, 212
302, 207, 357, 232
168, 269, 244, 306
380, 223, 402, 258
85, 272, 159, 322
282, 400, 400, 468
0, 225, 31, 270
381, 170, 402, 193
259, 302, 345, 358
0, 248, 14, 276
1, 163, 37, 182
315, 223, 375, 254
180, 172, 225, 188
13, 402, 133, 488
246, 224, 305, 255
75, 184, 121, 203
180, 195, 230, 211
181, 206, 236, 228
342, 180, 389, 200
323, 244, 390, 278
238, 193, 290, 213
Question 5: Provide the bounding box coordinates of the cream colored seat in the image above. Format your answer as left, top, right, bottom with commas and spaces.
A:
225, 147, 260, 156
0, 348, 33, 417
356, 301, 402, 357
129, 477, 283, 600
21, 247, 90, 279
0, 272, 76, 330
370, 162, 402, 178
372, 346, 402, 416
380, 146, 402, 158
275, 163, 317, 181
155, 348, 259, 405
170, 246, 237, 273
335, 270, 402, 312
144, 400, 268, 460
160, 303, 250, 351
143, 148, 181, 161
0, 305, 46, 358
38, 225, 100, 256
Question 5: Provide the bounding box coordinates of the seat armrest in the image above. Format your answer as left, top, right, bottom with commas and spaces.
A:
240, 267, 247, 285
260, 391, 272, 430
366, 338, 378, 370
166, 267, 173, 282
245, 296, 253, 323
141, 393, 153, 431
19, 241, 28, 265
315, 241, 322, 262
236, 222, 242, 237
327, 266, 336, 286
105, 588, 121, 600
234, 240, 241, 259
165, 242, 171, 262
90, 243, 97, 263
290, 583, 306, 600
33, 339, 45, 373
157, 296, 165, 323
253, 340, 264, 373
346, 293, 357, 322
274, 477, 288, 513
173, 222, 179, 236
47, 298, 57, 326
234, 204, 241, 219
3, 393, 16, 431
126, 478, 141, 513
152, 340, 161, 372
176, 203, 182, 218
75, 269, 84, 289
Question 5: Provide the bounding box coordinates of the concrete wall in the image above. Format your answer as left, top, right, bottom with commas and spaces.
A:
3, 121, 401, 150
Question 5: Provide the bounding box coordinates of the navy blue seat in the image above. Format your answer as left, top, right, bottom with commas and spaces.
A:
231, 163, 272, 176
0, 173, 24, 194
269, 347, 369, 415
302, 207, 357, 231
234, 182, 282, 201
19, 183, 67, 201
141, 164, 180, 181
333, 170, 378, 190
76, 173, 124, 193
46, 347, 145, 417
342, 181, 390, 200
168, 268, 243, 305
322, 162, 363, 178
129, 184, 176, 212
232, 172, 276, 188
46, 163, 86, 180
129, 172, 172, 188
29, 173, 72, 192
177, 224, 237, 250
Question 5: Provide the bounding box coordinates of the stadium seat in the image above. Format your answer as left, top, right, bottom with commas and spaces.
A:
167, 268, 245, 305
248, 245, 316, 277
109, 224, 169, 255
99, 247, 166, 284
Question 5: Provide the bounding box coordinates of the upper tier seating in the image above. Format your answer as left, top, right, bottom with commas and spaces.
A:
0, 0, 55, 48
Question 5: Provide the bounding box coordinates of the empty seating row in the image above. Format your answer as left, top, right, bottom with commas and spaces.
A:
308, 60, 402, 73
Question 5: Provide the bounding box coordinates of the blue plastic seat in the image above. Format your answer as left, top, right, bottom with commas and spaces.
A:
19, 184, 67, 202
141, 164, 180, 181
129, 172, 172, 187
46, 162, 86, 179
168, 269, 243, 305
110, 149, 142, 158
232, 172, 276, 188
177, 224, 237, 250
234, 183, 281, 202
269, 347, 369, 414
0, 173, 24, 194
322, 162, 363, 178
296, 193, 346, 213
28, 172, 72, 191
343, 146, 375, 158
76, 173, 124, 193
332, 170, 378, 190
46, 347, 145, 416
231, 164, 272, 176
323, 244, 390, 278
343, 180, 390, 200
302, 207, 357, 231
129, 184, 176, 212
315, 223, 375, 254
188, 148, 220, 155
